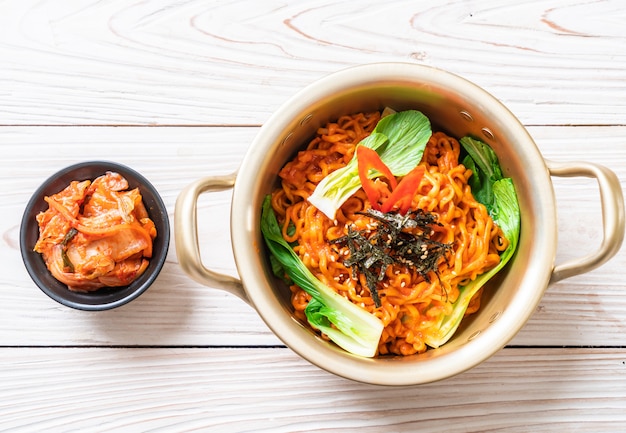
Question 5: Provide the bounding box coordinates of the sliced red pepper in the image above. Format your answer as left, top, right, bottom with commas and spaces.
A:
381, 165, 425, 214
357, 146, 397, 210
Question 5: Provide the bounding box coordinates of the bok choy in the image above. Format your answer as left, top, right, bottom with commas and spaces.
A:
423, 136, 520, 348
260, 196, 384, 357
308, 110, 432, 219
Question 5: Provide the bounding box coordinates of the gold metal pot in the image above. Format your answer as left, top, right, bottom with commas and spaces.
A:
175, 63, 625, 385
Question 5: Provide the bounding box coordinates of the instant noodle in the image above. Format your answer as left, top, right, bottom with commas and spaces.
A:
269, 111, 508, 356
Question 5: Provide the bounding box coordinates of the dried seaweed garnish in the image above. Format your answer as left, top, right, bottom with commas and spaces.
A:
331, 209, 451, 308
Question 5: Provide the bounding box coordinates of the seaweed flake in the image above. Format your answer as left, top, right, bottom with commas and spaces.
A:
331, 209, 451, 307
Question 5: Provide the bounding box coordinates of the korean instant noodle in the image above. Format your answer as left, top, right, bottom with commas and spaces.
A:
265, 110, 516, 357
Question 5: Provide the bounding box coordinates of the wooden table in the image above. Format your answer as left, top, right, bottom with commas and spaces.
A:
2, 1, 626, 431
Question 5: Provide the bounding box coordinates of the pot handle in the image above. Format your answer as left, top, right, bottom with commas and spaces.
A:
547, 160, 625, 284
174, 173, 250, 304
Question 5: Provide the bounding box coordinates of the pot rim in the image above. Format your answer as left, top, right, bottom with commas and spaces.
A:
230, 62, 556, 385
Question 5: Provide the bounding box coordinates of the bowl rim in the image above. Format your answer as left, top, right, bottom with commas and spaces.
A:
19, 160, 170, 311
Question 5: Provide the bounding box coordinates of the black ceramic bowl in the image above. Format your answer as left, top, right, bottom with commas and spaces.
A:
20, 161, 170, 310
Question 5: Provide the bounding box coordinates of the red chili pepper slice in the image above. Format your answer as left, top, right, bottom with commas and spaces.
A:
357, 146, 397, 210
380, 165, 425, 214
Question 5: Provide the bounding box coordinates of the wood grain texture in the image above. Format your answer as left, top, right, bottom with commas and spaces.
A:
2, 1, 626, 430
2, 347, 626, 432
1, 0, 625, 126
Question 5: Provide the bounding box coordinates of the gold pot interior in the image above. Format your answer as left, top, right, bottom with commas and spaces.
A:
231, 63, 557, 385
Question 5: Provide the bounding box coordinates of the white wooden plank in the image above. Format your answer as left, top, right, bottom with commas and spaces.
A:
1, 125, 625, 347
1, 347, 626, 432
510, 125, 626, 346
0, 0, 625, 126
0, 126, 281, 346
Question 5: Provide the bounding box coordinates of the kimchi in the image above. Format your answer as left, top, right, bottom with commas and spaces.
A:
34, 171, 157, 292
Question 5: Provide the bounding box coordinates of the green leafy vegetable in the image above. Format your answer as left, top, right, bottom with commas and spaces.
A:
460, 136, 504, 213
261, 196, 384, 357
308, 110, 432, 219
423, 136, 520, 348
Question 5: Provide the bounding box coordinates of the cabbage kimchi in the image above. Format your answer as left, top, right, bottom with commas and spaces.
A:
34, 172, 157, 292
